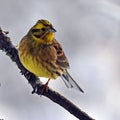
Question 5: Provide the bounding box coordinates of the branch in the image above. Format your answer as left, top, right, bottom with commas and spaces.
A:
0, 28, 95, 120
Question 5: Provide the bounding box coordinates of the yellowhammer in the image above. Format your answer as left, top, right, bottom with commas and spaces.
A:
18, 19, 84, 93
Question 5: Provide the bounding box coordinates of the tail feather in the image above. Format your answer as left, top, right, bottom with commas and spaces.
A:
61, 70, 84, 93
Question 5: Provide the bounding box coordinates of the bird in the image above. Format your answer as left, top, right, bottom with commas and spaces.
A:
18, 19, 84, 93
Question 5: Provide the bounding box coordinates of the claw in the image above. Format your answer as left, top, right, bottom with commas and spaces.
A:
32, 78, 51, 95
32, 84, 39, 94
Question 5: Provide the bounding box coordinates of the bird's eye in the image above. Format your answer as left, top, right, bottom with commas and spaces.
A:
32, 29, 40, 33
41, 28, 46, 31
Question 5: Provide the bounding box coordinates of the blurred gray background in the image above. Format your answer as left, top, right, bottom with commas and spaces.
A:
0, 0, 120, 120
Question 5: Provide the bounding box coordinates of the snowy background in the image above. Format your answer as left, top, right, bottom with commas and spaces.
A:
0, 0, 120, 120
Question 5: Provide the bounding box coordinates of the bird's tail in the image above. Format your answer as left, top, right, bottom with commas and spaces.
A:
61, 70, 84, 93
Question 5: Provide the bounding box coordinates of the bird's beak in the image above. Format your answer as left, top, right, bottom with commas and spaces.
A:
49, 27, 56, 33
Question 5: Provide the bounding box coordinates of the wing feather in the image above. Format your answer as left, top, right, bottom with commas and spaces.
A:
52, 39, 69, 68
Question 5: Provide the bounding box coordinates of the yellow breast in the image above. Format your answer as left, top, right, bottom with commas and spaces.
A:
19, 52, 58, 79
18, 37, 59, 79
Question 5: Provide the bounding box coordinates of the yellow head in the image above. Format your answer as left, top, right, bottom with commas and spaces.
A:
28, 19, 56, 44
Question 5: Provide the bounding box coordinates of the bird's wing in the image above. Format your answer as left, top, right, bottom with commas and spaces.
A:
52, 39, 70, 69
52, 40, 84, 93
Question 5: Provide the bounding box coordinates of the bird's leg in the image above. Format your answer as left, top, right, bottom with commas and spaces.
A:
40, 78, 50, 95
44, 78, 50, 91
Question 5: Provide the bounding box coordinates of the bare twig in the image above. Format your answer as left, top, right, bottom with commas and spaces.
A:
0, 28, 95, 120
